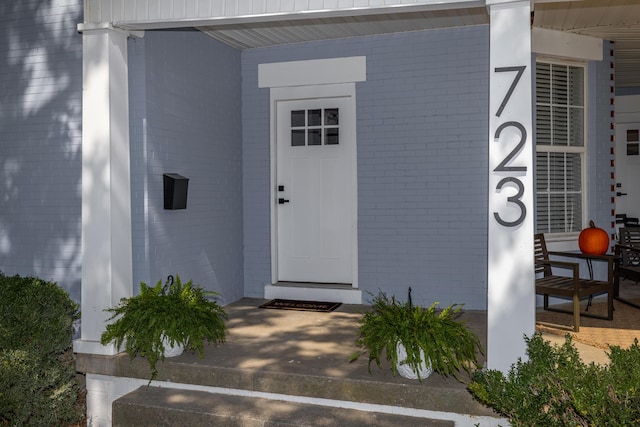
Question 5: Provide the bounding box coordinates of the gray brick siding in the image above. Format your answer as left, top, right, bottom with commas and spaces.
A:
242, 26, 491, 309
128, 30, 244, 303
0, 0, 83, 301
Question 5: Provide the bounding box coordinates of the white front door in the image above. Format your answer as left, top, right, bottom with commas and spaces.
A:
616, 122, 640, 224
276, 97, 354, 284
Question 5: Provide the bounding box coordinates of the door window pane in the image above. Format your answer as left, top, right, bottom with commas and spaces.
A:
325, 128, 339, 145
291, 130, 305, 146
308, 109, 322, 126
325, 109, 339, 125
627, 129, 639, 155
291, 110, 305, 127
308, 129, 322, 146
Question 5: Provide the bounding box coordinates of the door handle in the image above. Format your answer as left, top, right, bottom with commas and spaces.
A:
278, 198, 290, 204
617, 192, 628, 196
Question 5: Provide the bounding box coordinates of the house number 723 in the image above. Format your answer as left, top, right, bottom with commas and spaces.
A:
493, 66, 527, 228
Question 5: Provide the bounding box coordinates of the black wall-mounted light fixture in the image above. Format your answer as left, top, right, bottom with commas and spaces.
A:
163, 173, 189, 210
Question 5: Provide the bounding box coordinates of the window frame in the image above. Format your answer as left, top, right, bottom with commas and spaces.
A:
534, 57, 588, 239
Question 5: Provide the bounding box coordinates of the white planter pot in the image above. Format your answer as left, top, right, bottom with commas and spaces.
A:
395, 342, 432, 380
160, 335, 184, 358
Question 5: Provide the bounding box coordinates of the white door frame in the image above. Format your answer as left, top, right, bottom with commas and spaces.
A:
269, 83, 359, 288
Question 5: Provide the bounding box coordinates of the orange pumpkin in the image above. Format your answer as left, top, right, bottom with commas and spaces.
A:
578, 220, 609, 255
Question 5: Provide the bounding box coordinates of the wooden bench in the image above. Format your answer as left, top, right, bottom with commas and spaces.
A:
535, 233, 614, 332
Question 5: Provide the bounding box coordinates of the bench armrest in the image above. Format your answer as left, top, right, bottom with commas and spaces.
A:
535, 259, 579, 274
535, 259, 580, 292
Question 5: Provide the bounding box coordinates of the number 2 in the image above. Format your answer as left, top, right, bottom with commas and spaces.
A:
493, 121, 527, 172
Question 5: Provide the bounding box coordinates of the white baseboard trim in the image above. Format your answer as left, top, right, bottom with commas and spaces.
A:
264, 284, 362, 304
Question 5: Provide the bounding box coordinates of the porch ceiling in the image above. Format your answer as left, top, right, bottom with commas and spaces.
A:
197, 8, 489, 50
534, 0, 640, 89
196, 0, 640, 89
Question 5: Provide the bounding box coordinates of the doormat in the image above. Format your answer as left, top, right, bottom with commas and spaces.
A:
259, 299, 342, 312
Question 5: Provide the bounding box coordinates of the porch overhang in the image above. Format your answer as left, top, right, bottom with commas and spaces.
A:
83, 0, 640, 88
89, 0, 487, 30
123, 3, 486, 30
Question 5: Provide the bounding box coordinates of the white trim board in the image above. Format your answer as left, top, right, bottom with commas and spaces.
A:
259, 56, 366, 88
264, 284, 362, 304
532, 27, 603, 62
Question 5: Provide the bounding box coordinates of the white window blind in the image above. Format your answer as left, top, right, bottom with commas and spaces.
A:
535, 62, 585, 233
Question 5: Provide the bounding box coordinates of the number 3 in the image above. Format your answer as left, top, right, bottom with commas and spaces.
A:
494, 177, 526, 227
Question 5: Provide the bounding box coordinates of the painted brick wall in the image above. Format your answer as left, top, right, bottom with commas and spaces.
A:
242, 26, 491, 309
588, 41, 616, 280
0, 1, 83, 302
128, 30, 244, 304
590, 41, 616, 242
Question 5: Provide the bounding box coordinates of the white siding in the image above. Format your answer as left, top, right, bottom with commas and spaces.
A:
84, 0, 478, 24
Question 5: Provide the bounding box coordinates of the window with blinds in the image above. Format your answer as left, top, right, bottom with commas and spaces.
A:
535, 62, 586, 233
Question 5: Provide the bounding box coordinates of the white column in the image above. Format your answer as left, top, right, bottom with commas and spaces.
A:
486, 0, 535, 372
74, 24, 133, 355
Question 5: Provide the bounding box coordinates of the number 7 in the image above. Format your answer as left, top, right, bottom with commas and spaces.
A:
494, 66, 526, 118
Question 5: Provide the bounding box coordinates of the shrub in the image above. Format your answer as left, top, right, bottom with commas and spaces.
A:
0, 273, 83, 426
468, 333, 640, 426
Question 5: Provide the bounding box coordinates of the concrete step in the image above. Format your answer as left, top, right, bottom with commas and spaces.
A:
113, 386, 455, 427
77, 351, 496, 418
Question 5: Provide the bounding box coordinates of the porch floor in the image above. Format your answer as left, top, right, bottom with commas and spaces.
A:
77, 289, 637, 424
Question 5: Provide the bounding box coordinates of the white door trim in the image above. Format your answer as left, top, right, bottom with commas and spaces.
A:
269, 83, 359, 289
259, 56, 366, 88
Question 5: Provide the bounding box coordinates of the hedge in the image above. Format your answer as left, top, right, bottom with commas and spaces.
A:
0, 273, 83, 425
469, 333, 640, 426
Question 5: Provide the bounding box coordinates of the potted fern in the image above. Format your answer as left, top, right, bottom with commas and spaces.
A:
100, 275, 227, 381
350, 289, 483, 381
